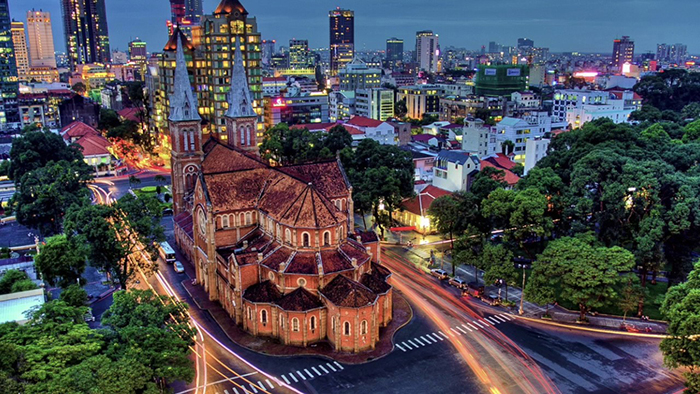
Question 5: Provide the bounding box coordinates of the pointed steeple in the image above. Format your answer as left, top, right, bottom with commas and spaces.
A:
225, 37, 256, 119
169, 33, 200, 122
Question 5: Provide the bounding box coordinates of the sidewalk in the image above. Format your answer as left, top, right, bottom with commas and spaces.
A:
397, 244, 668, 335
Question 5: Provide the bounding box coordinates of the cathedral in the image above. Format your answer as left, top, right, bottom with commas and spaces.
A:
168, 33, 393, 353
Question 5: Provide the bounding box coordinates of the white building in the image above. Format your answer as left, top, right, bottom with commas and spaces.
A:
329, 90, 355, 121
355, 88, 394, 121
495, 112, 566, 163
462, 119, 499, 157
339, 58, 381, 91
345, 116, 397, 145
262, 77, 287, 96
553, 89, 637, 128
524, 137, 550, 175
511, 91, 540, 110
433, 150, 480, 192
415, 30, 439, 73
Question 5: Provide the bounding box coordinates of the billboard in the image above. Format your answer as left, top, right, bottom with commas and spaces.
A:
484, 68, 497, 76
507, 68, 521, 77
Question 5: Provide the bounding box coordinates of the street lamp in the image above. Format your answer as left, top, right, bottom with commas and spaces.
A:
514, 258, 532, 315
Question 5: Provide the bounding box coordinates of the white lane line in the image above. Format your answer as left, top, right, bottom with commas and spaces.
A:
430, 332, 444, 341
489, 316, 503, 324
456, 326, 468, 334
484, 317, 498, 325
460, 324, 473, 332
396, 343, 407, 352
439, 331, 449, 339
224, 390, 229, 394
243, 389, 250, 394
499, 313, 514, 320
466, 323, 478, 331
265, 379, 274, 389
281, 375, 290, 385
290, 373, 299, 383
304, 369, 314, 379
326, 363, 337, 372
334, 361, 344, 370
407, 339, 420, 347
472, 320, 485, 328
401, 341, 413, 350
311, 367, 322, 376
412, 337, 426, 346
249, 384, 258, 393
318, 365, 329, 374
421, 335, 435, 344
493, 315, 508, 323
419, 336, 432, 344
232, 389, 239, 394
296, 371, 306, 381
427, 333, 440, 342
450, 327, 461, 335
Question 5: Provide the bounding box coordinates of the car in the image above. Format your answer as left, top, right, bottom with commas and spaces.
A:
173, 261, 185, 273
467, 282, 485, 297
429, 269, 449, 280
84, 308, 95, 322
485, 295, 501, 306
449, 277, 467, 289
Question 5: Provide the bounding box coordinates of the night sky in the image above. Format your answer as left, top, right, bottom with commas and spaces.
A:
9, 0, 699, 55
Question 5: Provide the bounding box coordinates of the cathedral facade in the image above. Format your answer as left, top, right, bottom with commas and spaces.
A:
168, 34, 393, 353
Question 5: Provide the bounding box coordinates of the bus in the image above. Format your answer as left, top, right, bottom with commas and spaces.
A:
159, 241, 176, 263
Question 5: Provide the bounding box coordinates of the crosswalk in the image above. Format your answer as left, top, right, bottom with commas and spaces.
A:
395, 313, 516, 353
212, 361, 345, 393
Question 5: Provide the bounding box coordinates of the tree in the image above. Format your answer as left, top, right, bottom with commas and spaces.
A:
8, 129, 87, 181
527, 236, 635, 321
682, 120, 700, 143
470, 166, 508, 202
128, 175, 141, 188
35, 234, 87, 288
60, 284, 89, 307
98, 108, 121, 130
660, 261, 700, 392
501, 140, 515, 155
619, 276, 645, 322
72, 82, 86, 95
427, 195, 462, 261
65, 194, 164, 290
153, 174, 167, 186
0, 269, 38, 294
12, 160, 93, 237
682, 102, 700, 120
395, 98, 407, 118
630, 105, 662, 122
511, 163, 524, 177
481, 243, 517, 301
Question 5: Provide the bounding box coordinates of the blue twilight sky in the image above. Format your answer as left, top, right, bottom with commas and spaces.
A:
8, 0, 700, 55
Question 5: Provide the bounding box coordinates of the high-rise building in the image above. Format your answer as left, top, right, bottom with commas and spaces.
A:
386, 37, 403, 69
185, 0, 203, 26
0, 0, 18, 128
612, 36, 634, 70
26, 9, 57, 68
488, 41, 501, 54
656, 43, 669, 62
670, 43, 687, 64
288, 39, 313, 69
415, 30, 439, 73
261, 39, 275, 66
11, 22, 28, 79
517, 38, 534, 50
170, 0, 186, 26
329, 8, 354, 76
129, 39, 147, 62
60, 0, 111, 67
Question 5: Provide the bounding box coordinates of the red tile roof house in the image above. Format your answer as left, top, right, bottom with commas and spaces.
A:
61, 121, 115, 175
345, 116, 398, 146
480, 153, 520, 188
395, 185, 452, 234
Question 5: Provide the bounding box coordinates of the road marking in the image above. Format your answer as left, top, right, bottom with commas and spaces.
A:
396, 343, 407, 351
296, 371, 306, 380
334, 361, 344, 370
243, 389, 250, 394
450, 327, 461, 335
456, 326, 468, 334
401, 341, 412, 350
304, 369, 314, 379
483, 317, 497, 325
429, 333, 442, 341
499, 313, 514, 320
439, 331, 449, 339
311, 366, 322, 376
232, 389, 239, 394
413, 337, 426, 346
265, 379, 274, 389
224, 390, 229, 394
472, 320, 485, 328
281, 375, 290, 385
466, 323, 478, 331
490, 315, 505, 323
421, 335, 435, 344
407, 339, 420, 347
460, 324, 473, 332
493, 315, 508, 323
257, 382, 265, 391
249, 384, 258, 393
326, 363, 337, 372
290, 373, 299, 383
318, 365, 329, 374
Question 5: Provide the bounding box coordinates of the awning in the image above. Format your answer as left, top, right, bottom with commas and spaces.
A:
390, 226, 416, 232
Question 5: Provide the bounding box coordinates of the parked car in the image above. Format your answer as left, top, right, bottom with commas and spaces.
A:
429, 268, 449, 280
84, 308, 95, 322
467, 282, 485, 297
485, 295, 501, 306
173, 261, 185, 273
449, 277, 467, 289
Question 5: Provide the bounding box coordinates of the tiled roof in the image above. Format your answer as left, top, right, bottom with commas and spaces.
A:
320, 249, 354, 274
62, 121, 98, 140
360, 270, 391, 295
401, 185, 452, 216
174, 212, 193, 239
275, 287, 323, 311
118, 107, 141, 122
372, 263, 391, 279
273, 183, 345, 228
243, 280, 281, 303
320, 275, 376, 308
345, 125, 365, 135
339, 239, 371, 263
214, 0, 247, 15
479, 160, 520, 186
290, 122, 337, 132
203, 168, 270, 211
277, 160, 350, 198
355, 230, 379, 243
437, 150, 474, 165
163, 27, 195, 51
285, 252, 318, 275
412, 134, 436, 142
75, 134, 111, 156
485, 153, 517, 170
347, 116, 383, 128
440, 123, 463, 130
261, 247, 292, 271
202, 138, 267, 174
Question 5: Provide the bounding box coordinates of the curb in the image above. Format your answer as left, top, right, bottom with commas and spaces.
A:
516, 315, 668, 338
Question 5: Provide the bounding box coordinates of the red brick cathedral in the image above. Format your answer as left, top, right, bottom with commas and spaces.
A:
168, 27, 393, 352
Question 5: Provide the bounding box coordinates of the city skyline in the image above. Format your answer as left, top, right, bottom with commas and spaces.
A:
7, 0, 700, 56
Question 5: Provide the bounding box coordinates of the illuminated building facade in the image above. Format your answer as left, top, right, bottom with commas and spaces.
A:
69, 63, 115, 103
474, 65, 528, 97
60, 0, 111, 67
129, 39, 147, 63
397, 85, 440, 119
612, 36, 634, 71
262, 92, 329, 129
339, 58, 381, 91
288, 39, 313, 69
27, 10, 57, 68
415, 31, 439, 73
386, 37, 403, 70
0, 0, 18, 128
11, 22, 28, 80
329, 8, 354, 76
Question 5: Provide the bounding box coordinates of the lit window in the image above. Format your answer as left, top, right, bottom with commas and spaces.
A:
292, 318, 300, 332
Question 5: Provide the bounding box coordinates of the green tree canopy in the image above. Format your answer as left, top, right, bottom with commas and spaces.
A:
260, 123, 352, 165
35, 234, 87, 288
0, 269, 37, 295
8, 130, 88, 181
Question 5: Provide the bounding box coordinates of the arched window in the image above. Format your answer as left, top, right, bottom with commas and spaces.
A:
302, 232, 310, 247
222, 215, 230, 228
245, 212, 252, 225
338, 226, 344, 241
247, 306, 252, 321
331, 316, 336, 333
247, 125, 253, 146
240, 126, 246, 145
183, 130, 189, 151
276, 224, 281, 240
310, 315, 317, 331
360, 320, 368, 335
285, 228, 292, 244
292, 318, 300, 332
260, 309, 268, 325
280, 316, 285, 329
343, 321, 351, 336
189, 130, 195, 151
334, 199, 342, 211
267, 218, 273, 234
323, 231, 331, 246
239, 212, 245, 226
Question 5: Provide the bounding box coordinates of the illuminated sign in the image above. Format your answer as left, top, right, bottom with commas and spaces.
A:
507, 68, 521, 77
573, 71, 599, 78
272, 98, 286, 108
484, 69, 497, 76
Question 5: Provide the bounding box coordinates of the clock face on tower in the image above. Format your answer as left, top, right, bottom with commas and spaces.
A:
198, 208, 207, 235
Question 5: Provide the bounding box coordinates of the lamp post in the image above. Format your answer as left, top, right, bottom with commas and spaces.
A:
514, 258, 532, 315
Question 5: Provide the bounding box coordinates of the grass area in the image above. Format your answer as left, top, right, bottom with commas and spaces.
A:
132, 187, 173, 213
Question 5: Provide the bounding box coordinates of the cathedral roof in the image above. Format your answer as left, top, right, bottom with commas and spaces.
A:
202, 138, 267, 174
278, 159, 352, 199
360, 269, 392, 295
169, 33, 200, 122
214, 0, 248, 15
275, 287, 323, 312
243, 280, 281, 303
163, 27, 195, 52
225, 37, 256, 118
320, 275, 377, 308
272, 182, 345, 229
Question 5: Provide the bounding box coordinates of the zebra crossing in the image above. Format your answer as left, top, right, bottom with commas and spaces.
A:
212, 361, 344, 394
395, 313, 516, 353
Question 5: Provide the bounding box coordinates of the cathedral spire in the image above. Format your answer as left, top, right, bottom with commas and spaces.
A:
169, 32, 200, 122
225, 36, 255, 118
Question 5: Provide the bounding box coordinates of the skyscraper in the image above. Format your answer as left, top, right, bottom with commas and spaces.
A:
289, 39, 312, 69
261, 39, 275, 67
415, 30, 439, 73
60, 0, 111, 67
517, 38, 534, 50
612, 36, 634, 70
129, 39, 147, 62
11, 22, 28, 79
0, 0, 18, 127
185, 0, 203, 26
26, 9, 57, 68
329, 8, 354, 76
386, 37, 403, 69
